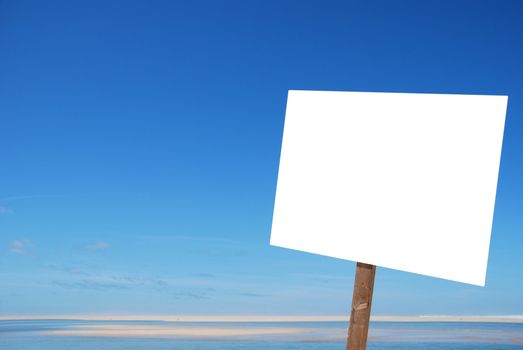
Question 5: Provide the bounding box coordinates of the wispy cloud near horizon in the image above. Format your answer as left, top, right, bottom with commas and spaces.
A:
8, 239, 31, 255
51, 279, 129, 291
86, 241, 110, 252
0, 206, 14, 215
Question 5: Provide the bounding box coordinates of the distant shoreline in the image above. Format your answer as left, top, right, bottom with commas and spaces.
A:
1, 315, 523, 323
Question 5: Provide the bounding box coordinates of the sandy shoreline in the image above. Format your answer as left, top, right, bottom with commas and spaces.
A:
42, 325, 312, 338
29, 321, 523, 343
2, 317, 522, 343
1, 315, 523, 323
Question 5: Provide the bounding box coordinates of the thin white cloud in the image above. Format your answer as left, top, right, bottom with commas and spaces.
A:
86, 241, 110, 252
0, 194, 63, 202
9, 239, 31, 255
0, 206, 14, 215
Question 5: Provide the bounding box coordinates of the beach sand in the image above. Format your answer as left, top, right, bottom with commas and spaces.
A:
33, 320, 523, 344
2, 317, 521, 344
42, 324, 311, 338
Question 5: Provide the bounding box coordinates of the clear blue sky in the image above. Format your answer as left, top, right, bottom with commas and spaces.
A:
1, 0, 522, 316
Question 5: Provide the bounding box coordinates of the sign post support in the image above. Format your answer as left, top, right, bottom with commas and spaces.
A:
346, 262, 376, 350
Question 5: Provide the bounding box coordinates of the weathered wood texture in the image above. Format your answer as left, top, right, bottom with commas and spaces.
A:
346, 262, 376, 350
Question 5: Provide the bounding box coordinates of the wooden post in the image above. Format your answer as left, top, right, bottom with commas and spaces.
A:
346, 262, 376, 350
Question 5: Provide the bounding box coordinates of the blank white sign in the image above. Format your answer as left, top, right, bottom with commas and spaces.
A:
270, 90, 508, 286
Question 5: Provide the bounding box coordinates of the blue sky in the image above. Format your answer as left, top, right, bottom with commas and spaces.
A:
1, 0, 522, 316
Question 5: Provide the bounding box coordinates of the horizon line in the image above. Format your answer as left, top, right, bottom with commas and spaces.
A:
1, 315, 523, 323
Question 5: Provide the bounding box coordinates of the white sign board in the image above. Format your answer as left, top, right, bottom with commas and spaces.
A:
271, 90, 508, 286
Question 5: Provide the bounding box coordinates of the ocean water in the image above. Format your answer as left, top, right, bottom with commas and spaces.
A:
1, 320, 523, 350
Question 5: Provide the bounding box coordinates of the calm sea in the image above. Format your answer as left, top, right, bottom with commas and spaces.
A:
1, 320, 523, 350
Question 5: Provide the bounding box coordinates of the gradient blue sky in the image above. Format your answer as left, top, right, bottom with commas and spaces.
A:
1, 0, 522, 316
